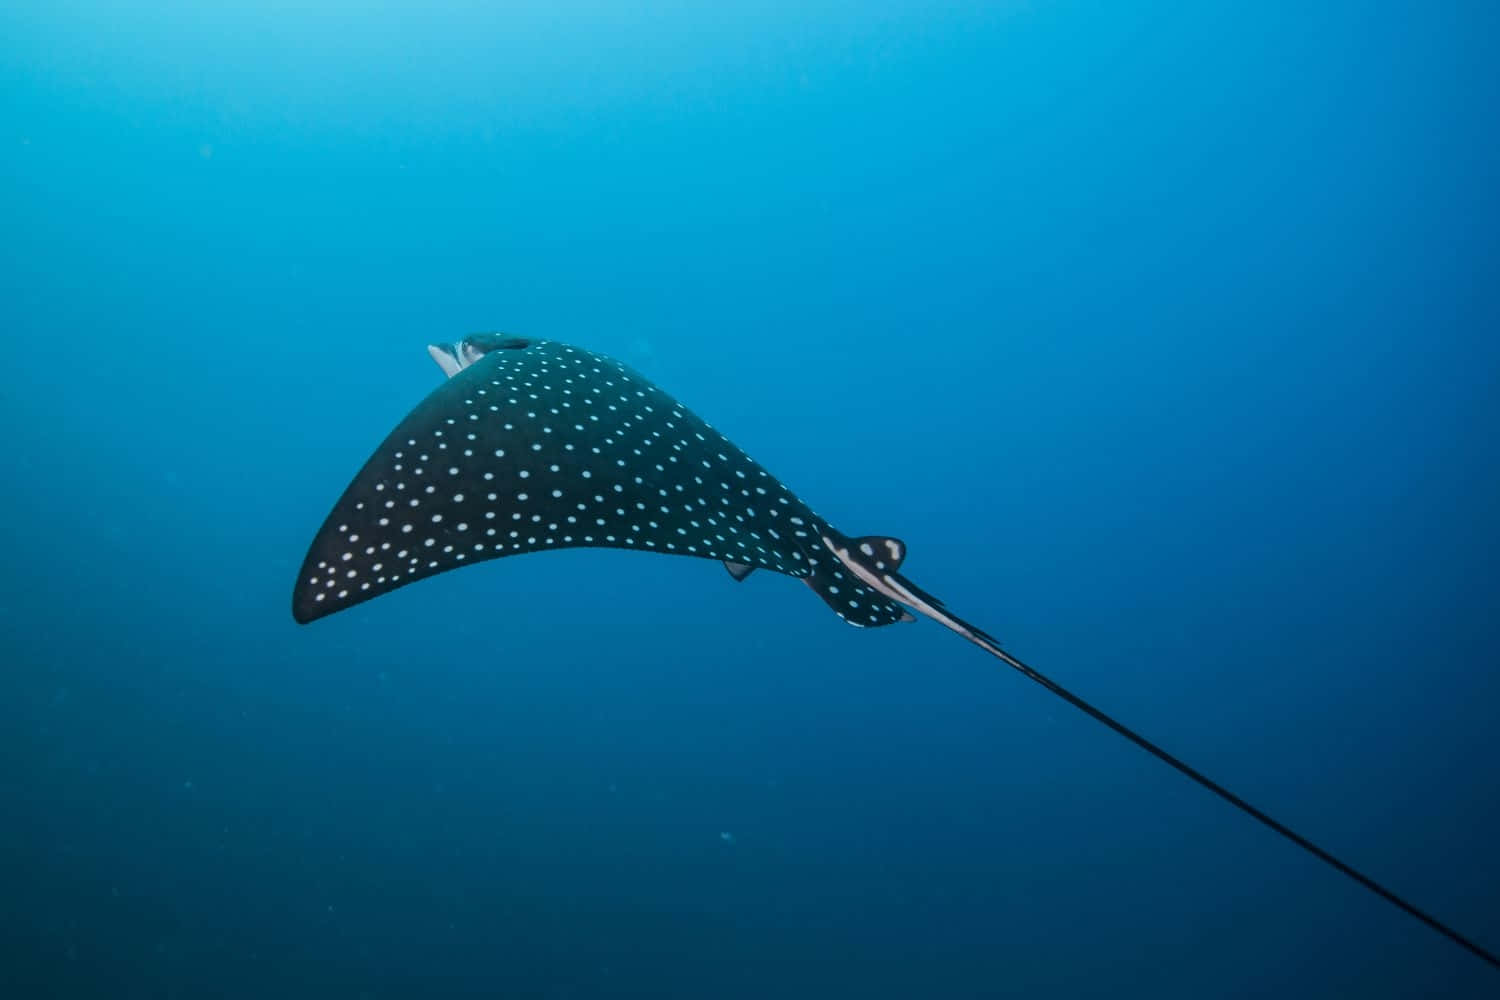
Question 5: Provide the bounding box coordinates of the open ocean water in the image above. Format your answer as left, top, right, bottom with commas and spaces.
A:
4, 2, 1498, 997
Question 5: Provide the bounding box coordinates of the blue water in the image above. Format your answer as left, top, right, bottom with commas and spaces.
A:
5, 3, 1498, 996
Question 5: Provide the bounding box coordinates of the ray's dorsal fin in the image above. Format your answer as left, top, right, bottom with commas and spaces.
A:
723, 560, 755, 582
847, 535, 907, 571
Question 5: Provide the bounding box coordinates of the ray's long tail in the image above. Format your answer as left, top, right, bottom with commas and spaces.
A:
939, 600, 1498, 969
820, 532, 1498, 969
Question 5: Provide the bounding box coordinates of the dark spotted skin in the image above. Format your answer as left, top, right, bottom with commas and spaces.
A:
294, 339, 907, 628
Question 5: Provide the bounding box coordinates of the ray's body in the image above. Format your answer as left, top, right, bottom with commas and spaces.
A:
294, 333, 1497, 970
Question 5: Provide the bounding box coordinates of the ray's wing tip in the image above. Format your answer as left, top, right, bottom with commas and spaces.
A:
291, 593, 318, 625
291, 578, 333, 625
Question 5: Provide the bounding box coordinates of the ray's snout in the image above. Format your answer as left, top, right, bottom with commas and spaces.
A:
427, 342, 463, 377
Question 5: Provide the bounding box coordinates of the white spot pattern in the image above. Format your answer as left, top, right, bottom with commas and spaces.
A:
293, 339, 905, 628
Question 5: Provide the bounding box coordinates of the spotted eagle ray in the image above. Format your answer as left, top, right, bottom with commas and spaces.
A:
294, 333, 1496, 968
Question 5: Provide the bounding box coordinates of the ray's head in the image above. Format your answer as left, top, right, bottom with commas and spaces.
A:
427, 333, 535, 377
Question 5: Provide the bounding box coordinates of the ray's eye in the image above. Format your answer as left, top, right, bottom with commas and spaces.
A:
464, 333, 532, 354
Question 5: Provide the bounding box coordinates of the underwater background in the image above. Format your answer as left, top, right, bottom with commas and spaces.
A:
4, 2, 1497, 997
